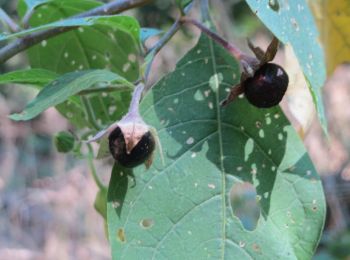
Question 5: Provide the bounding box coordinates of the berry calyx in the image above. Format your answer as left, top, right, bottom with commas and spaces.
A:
243, 63, 289, 108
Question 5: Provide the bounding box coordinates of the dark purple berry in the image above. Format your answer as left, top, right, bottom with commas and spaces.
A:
108, 127, 155, 168
243, 63, 289, 108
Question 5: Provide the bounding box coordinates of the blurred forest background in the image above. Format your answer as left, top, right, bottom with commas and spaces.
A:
1, 0, 350, 259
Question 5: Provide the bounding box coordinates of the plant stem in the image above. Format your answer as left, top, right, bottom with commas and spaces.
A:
127, 83, 144, 117
0, 0, 152, 64
22, 8, 35, 29
81, 96, 101, 130
0, 8, 20, 32
144, 3, 193, 82
181, 17, 246, 60
144, 17, 182, 81
87, 143, 106, 190
147, 19, 182, 60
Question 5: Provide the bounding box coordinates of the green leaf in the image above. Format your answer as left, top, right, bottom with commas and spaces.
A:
0, 69, 58, 86
17, 0, 52, 18
87, 89, 131, 127
95, 187, 108, 220
0, 69, 90, 128
23, 0, 52, 11
108, 163, 132, 251
140, 28, 163, 43
18, 0, 138, 129
107, 35, 325, 259
55, 99, 91, 129
0, 15, 140, 42
9, 69, 132, 121
244, 0, 327, 133
24, 0, 140, 81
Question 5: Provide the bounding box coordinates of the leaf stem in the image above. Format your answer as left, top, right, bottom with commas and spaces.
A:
0, 8, 20, 33
87, 143, 106, 190
0, 0, 152, 63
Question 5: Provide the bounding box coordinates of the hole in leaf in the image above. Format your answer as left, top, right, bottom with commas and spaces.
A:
230, 182, 260, 231
117, 228, 126, 243
140, 218, 154, 229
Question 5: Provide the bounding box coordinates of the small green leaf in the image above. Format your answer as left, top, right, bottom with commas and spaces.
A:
54, 131, 75, 153
95, 187, 108, 220
245, 0, 327, 133
9, 70, 132, 121
107, 34, 325, 259
0, 69, 58, 86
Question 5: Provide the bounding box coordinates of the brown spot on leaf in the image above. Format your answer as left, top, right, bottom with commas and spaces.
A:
252, 243, 261, 253
117, 228, 126, 243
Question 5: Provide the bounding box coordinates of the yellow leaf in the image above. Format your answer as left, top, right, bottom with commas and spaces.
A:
311, 0, 350, 74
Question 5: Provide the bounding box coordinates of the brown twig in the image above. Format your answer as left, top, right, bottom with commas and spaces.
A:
0, 0, 153, 64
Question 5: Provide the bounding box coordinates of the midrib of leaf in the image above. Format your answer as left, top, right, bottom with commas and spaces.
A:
54, 37, 71, 71
207, 36, 226, 259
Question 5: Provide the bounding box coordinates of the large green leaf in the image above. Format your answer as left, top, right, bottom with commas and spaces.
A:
9, 70, 132, 121
244, 0, 327, 132
25, 0, 140, 81
107, 35, 325, 259
0, 69, 58, 86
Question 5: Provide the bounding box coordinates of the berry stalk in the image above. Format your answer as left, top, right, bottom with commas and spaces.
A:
127, 83, 145, 118
180, 17, 258, 69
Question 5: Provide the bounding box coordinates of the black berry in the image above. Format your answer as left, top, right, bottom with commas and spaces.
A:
109, 127, 155, 168
243, 63, 289, 108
